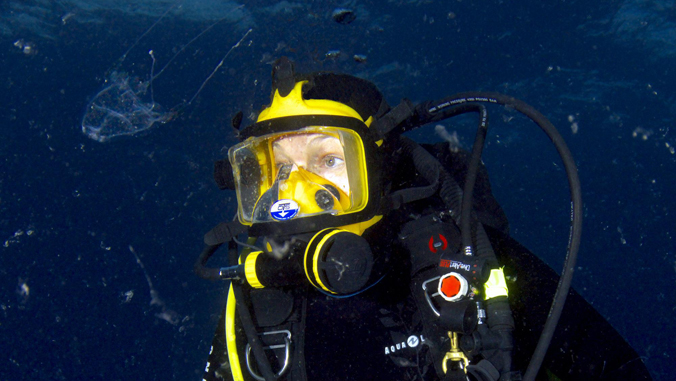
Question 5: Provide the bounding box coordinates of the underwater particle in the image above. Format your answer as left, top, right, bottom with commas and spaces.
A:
13, 39, 37, 56
435, 124, 461, 153
353, 54, 367, 63
447, 12, 456, 19
121, 290, 134, 303
61, 12, 75, 24
631, 127, 652, 140
325, 50, 341, 59
4, 228, 29, 247
266, 237, 296, 259
567, 115, 579, 134
17, 278, 30, 304
617, 227, 626, 245
129, 246, 183, 326
332, 8, 356, 24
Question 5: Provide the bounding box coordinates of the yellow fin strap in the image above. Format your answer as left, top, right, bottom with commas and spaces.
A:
484, 267, 509, 299
244, 251, 264, 289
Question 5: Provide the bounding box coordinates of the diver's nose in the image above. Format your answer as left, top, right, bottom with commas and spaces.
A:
283, 163, 301, 172
277, 163, 297, 181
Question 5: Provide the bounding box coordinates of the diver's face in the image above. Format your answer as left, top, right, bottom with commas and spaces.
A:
272, 133, 349, 194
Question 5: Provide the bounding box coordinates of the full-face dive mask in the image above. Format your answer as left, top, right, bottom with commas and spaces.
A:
215, 70, 387, 295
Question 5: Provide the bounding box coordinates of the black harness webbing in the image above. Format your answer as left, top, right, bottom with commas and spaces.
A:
204, 220, 248, 247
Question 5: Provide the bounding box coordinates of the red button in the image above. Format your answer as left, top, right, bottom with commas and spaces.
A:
440, 274, 461, 298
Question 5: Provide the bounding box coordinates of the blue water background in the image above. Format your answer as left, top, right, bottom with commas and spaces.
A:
1, 0, 674, 379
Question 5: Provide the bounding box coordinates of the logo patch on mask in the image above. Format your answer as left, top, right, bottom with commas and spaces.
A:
270, 199, 299, 220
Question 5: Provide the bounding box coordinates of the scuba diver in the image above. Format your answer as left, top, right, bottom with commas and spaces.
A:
195, 57, 652, 380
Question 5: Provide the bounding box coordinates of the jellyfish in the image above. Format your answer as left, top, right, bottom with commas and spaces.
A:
81, 4, 251, 143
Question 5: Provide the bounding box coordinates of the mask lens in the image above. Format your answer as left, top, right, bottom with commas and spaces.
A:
273, 133, 350, 195
229, 126, 368, 224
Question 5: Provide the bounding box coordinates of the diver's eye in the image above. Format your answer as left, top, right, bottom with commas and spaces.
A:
324, 156, 344, 168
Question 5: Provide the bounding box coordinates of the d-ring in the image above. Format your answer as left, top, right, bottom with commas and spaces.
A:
245, 330, 292, 380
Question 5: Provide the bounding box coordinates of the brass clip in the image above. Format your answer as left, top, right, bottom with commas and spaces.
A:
442, 331, 469, 374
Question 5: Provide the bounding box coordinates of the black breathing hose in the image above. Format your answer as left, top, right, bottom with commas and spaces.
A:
455, 104, 489, 255
397, 103, 490, 254
410, 92, 583, 381
194, 244, 223, 281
